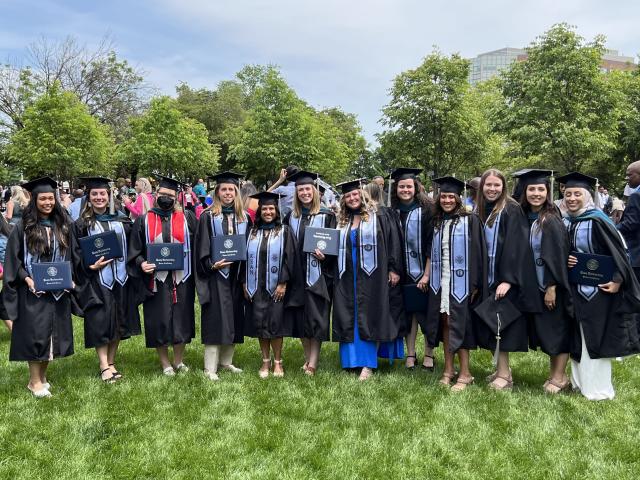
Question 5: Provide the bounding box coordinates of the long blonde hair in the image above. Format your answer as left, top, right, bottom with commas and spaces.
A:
476, 169, 517, 227
292, 185, 321, 217
11, 186, 29, 208
207, 183, 246, 222
338, 189, 374, 227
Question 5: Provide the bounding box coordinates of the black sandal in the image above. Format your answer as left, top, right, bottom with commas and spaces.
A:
99, 368, 116, 384
422, 355, 435, 372
108, 363, 123, 379
405, 355, 417, 370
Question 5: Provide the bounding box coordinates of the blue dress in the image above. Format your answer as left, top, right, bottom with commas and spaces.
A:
339, 229, 404, 369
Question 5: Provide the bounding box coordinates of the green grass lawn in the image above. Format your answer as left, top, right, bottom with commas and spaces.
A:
0, 307, 638, 480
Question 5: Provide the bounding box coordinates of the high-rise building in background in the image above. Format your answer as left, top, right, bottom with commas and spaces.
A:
468, 47, 636, 85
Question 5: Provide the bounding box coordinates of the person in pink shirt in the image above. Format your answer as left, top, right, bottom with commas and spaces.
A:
123, 177, 153, 219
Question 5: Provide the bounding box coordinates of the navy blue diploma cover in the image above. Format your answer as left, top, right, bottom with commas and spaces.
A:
79, 230, 123, 266
568, 251, 614, 286
402, 284, 429, 313
302, 227, 339, 256
146, 243, 184, 271
32, 261, 73, 292
212, 234, 247, 262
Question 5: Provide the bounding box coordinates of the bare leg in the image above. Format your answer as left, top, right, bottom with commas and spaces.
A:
423, 333, 434, 369
259, 338, 271, 376
457, 349, 472, 379
28, 361, 45, 391
173, 343, 185, 366
107, 339, 120, 374
307, 339, 321, 370
546, 353, 570, 392
490, 352, 512, 389
440, 314, 455, 385
96, 344, 111, 380
156, 346, 172, 370
3, 319, 12, 332
405, 316, 418, 368
271, 338, 284, 376
300, 338, 309, 369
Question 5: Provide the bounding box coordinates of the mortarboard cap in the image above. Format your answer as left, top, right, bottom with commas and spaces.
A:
555, 172, 597, 190
287, 170, 318, 186
251, 191, 282, 205
79, 176, 112, 192
433, 176, 466, 196
389, 167, 423, 181
21, 176, 58, 194
474, 296, 521, 336
209, 171, 244, 186
336, 178, 366, 194
154, 174, 184, 192
515, 169, 553, 187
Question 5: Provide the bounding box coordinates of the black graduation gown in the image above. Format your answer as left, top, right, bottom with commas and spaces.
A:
392, 203, 434, 332
4, 222, 88, 361
75, 217, 142, 348
332, 209, 405, 343
241, 225, 302, 338
567, 215, 640, 361
526, 215, 573, 356
283, 209, 336, 340
127, 210, 197, 348
195, 210, 251, 345
475, 202, 542, 352
426, 214, 486, 352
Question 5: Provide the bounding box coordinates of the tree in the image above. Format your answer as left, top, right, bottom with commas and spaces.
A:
378, 49, 495, 179
117, 97, 217, 181
496, 23, 619, 175
8, 83, 114, 180
0, 35, 151, 137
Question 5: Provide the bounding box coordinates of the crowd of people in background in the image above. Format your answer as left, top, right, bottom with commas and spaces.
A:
0, 160, 639, 401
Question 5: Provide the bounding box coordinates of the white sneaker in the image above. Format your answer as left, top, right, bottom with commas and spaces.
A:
205, 371, 220, 381
220, 364, 243, 374
29, 386, 51, 398
174, 363, 189, 373
162, 366, 176, 376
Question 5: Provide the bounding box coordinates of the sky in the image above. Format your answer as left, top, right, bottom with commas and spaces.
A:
1, 0, 639, 144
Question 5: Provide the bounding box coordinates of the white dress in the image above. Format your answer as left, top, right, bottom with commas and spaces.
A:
570, 324, 615, 401
439, 220, 452, 315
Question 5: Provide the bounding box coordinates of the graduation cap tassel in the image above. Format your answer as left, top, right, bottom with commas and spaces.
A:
492, 313, 501, 367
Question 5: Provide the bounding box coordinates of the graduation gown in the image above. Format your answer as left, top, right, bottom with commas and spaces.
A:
195, 210, 251, 345
426, 213, 486, 353
128, 210, 196, 348
241, 225, 302, 338
4, 222, 87, 361
392, 203, 434, 332
283, 208, 336, 340
526, 214, 573, 356
567, 213, 640, 361
332, 209, 405, 343
475, 202, 542, 352
75, 216, 142, 348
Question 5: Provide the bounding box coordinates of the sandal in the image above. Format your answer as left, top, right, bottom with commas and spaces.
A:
301, 362, 309, 372
405, 354, 416, 370
259, 358, 271, 379
27, 385, 51, 398
99, 368, 116, 384
489, 375, 513, 391
544, 378, 571, 394
358, 367, 374, 381
304, 366, 317, 377
439, 371, 456, 386
451, 376, 475, 392
486, 367, 511, 383
108, 363, 123, 379
272, 359, 284, 378
422, 355, 435, 372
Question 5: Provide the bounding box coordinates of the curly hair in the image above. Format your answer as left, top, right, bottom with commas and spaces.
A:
390, 176, 432, 210
338, 189, 374, 227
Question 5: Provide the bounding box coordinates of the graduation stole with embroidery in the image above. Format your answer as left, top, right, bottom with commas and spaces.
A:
290, 212, 326, 287
89, 220, 128, 290
399, 206, 424, 282
338, 211, 378, 278
145, 210, 191, 300
245, 228, 284, 298
429, 216, 470, 303
210, 212, 248, 279
529, 220, 546, 292
483, 211, 502, 287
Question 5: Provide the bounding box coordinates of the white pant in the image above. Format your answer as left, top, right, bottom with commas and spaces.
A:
204, 345, 235, 374
570, 325, 615, 401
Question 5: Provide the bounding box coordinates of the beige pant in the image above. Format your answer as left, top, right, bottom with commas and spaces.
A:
204, 345, 235, 374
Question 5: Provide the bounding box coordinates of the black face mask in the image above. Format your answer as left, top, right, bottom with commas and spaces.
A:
157, 195, 175, 210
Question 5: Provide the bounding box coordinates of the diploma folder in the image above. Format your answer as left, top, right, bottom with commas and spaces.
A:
147, 243, 184, 271
568, 251, 614, 287
78, 230, 123, 266
402, 284, 429, 313
32, 261, 73, 292
212, 234, 247, 262
302, 227, 339, 256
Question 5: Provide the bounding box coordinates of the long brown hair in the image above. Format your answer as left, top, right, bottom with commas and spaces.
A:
207, 183, 246, 222
519, 179, 560, 232
476, 169, 517, 226
23, 193, 71, 255
432, 192, 469, 229
390, 176, 432, 210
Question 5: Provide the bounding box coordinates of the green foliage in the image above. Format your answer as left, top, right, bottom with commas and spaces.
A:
496, 23, 619, 176
8, 83, 114, 180
378, 49, 500, 180
117, 97, 217, 181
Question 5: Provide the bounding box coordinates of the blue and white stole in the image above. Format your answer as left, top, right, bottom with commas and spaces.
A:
338, 211, 378, 278
245, 227, 284, 298
290, 212, 326, 287
89, 220, 128, 290
571, 219, 597, 301
210, 212, 248, 279
430, 216, 470, 302
24, 226, 66, 300
529, 220, 546, 292
483, 211, 502, 287
399, 207, 424, 282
